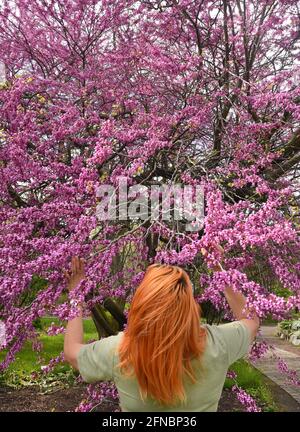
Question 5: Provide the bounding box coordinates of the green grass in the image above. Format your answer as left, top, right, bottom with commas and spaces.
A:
0, 317, 98, 374
225, 359, 276, 411
224, 359, 262, 389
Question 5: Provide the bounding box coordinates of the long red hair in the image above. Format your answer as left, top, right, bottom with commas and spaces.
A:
118, 263, 206, 406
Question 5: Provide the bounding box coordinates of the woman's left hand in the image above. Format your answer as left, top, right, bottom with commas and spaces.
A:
63, 256, 85, 292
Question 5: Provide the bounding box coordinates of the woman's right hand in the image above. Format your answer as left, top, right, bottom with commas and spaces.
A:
200, 242, 225, 272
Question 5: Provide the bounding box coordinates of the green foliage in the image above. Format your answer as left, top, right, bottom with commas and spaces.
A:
277, 319, 300, 346
19, 274, 48, 307
0, 317, 98, 374
0, 366, 77, 394
0, 317, 99, 395
225, 360, 277, 412
279, 320, 294, 331
272, 285, 293, 299
246, 386, 276, 412
200, 301, 224, 325
33, 318, 43, 330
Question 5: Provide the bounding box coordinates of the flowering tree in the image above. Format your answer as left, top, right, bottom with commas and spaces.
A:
0, 0, 299, 411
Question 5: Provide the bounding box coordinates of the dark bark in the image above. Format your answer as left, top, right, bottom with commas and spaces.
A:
91, 304, 118, 338
103, 298, 127, 329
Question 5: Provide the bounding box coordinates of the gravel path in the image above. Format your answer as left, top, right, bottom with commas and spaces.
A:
251, 325, 300, 410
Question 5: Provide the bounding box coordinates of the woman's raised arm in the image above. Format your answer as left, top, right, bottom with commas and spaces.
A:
63, 256, 85, 369
201, 245, 260, 342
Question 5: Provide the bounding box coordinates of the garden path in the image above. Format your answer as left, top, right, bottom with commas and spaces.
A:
251, 325, 300, 410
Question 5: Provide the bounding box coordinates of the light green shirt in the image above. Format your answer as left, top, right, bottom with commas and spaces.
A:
77, 321, 251, 412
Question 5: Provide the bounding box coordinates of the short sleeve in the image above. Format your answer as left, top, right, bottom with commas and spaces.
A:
217, 321, 251, 366
77, 336, 117, 383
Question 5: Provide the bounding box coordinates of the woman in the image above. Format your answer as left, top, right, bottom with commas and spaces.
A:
63, 251, 259, 412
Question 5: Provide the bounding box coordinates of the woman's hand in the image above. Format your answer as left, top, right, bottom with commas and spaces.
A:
200, 242, 225, 272
63, 256, 85, 292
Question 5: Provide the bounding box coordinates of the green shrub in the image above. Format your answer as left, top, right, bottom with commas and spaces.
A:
225, 360, 277, 412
